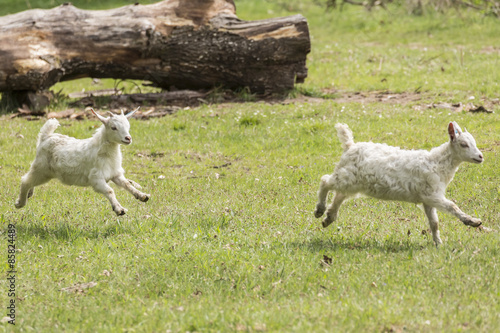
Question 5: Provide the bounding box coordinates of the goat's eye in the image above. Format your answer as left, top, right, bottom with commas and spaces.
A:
460, 142, 469, 148
111, 126, 117, 131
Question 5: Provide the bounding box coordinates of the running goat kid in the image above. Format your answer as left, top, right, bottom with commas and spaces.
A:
314, 122, 484, 245
15, 108, 150, 215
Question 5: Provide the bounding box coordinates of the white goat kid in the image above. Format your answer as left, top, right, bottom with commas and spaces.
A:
314, 122, 484, 245
15, 108, 150, 215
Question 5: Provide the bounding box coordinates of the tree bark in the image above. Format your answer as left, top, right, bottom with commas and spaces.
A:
0, 0, 310, 102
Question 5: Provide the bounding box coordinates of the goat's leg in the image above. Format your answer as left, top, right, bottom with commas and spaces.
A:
15, 171, 50, 208
127, 179, 142, 190
112, 175, 150, 202
323, 192, 346, 228
423, 204, 442, 246
315, 175, 333, 218
92, 180, 127, 216
427, 197, 481, 227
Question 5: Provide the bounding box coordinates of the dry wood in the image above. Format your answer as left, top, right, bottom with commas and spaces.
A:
68, 89, 122, 99
0, 0, 310, 107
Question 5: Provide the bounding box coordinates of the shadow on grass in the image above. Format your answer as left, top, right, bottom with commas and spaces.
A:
15, 221, 129, 241
290, 236, 429, 253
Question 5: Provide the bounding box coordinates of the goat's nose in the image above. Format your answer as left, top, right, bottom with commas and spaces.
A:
479, 153, 484, 160
123, 136, 132, 144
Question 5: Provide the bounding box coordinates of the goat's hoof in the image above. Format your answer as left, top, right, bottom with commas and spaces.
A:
314, 205, 325, 218
115, 207, 127, 216
140, 194, 150, 203
322, 217, 333, 228
14, 200, 25, 209
27, 188, 34, 198
465, 217, 482, 227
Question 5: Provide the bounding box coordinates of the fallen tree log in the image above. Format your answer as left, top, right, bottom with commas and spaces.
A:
0, 0, 310, 107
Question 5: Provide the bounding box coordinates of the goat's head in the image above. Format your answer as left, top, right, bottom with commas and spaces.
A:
448, 121, 483, 164
92, 107, 139, 145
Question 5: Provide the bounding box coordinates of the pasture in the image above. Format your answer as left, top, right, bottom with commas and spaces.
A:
1, 0, 499, 331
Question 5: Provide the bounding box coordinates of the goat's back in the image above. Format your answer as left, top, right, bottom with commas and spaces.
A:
33, 133, 123, 186
331, 142, 443, 203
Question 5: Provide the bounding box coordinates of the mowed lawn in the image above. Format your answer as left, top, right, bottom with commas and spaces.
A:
1, 0, 500, 332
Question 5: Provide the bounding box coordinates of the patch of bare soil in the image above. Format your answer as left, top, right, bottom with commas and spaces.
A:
280, 95, 326, 105
317, 89, 497, 113
414, 101, 495, 113
3, 88, 496, 121
271, 90, 426, 106
322, 90, 424, 105
480, 46, 500, 55
4, 89, 208, 121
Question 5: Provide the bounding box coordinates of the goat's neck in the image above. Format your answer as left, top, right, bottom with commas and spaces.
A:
431, 142, 462, 185
93, 127, 120, 156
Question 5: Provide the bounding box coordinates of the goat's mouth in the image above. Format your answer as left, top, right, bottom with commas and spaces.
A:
122, 140, 132, 145
472, 158, 483, 163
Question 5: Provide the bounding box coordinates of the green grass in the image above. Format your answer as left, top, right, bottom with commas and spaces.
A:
237, 1, 500, 99
2, 102, 499, 332
1, 0, 500, 332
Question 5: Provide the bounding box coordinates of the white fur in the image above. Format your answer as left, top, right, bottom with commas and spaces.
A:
15, 108, 150, 215
315, 122, 484, 245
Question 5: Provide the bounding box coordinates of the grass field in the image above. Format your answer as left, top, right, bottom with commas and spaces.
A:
1, 0, 500, 332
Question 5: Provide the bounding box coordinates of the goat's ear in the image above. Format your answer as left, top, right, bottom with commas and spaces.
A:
448, 122, 463, 142
91, 108, 109, 124
453, 121, 463, 134
125, 106, 140, 119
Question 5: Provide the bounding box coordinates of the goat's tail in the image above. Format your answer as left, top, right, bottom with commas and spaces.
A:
37, 118, 59, 147
335, 123, 354, 151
